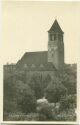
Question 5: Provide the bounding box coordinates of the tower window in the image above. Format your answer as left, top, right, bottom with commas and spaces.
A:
50, 34, 56, 41
52, 35, 54, 40
54, 35, 56, 40
59, 34, 63, 41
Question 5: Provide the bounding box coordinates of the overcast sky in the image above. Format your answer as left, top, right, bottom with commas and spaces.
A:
1, 1, 80, 64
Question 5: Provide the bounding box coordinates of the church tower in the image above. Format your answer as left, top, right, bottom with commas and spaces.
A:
48, 19, 64, 70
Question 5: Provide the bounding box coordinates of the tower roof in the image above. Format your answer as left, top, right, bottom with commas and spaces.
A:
48, 19, 64, 34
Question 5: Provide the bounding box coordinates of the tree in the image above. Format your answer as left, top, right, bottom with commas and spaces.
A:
58, 64, 77, 95
42, 74, 51, 90
17, 84, 37, 114
3, 75, 18, 114
28, 74, 44, 99
45, 78, 67, 103
28, 73, 52, 99
4, 75, 37, 115
15, 80, 37, 114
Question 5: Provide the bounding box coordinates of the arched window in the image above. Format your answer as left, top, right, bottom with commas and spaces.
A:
59, 34, 63, 41
54, 34, 57, 40
52, 35, 54, 40
50, 34, 56, 41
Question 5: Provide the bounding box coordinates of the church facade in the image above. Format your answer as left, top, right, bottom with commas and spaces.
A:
4, 20, 64, 80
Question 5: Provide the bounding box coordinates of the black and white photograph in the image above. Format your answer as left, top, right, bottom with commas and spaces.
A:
2, 1, 78, 121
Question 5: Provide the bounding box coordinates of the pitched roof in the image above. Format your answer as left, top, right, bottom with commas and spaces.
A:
48, 19, 64, 34
16, 51, 47, 69
16, 51, 56, 71
17, 51, 47, 65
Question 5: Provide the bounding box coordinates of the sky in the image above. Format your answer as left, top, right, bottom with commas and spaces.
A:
1, 1, 80, 64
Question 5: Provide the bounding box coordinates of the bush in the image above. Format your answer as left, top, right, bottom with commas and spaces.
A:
25, 113, 39, 121
60, 94, 76, 111
37, 102, 53, 121
55, 109, 76, 121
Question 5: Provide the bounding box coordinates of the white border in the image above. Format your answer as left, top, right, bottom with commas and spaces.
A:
0, 0, 80, 124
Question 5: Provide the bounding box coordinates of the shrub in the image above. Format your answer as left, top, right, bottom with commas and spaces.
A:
60, 94, 76, 111
25, 113, 39, 121
55, 109, 76, 121
37, 102, 53, 121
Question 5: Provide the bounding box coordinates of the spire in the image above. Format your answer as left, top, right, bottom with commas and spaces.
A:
48, 19, 64, 34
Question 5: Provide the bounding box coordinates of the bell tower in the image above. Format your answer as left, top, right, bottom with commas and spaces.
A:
48, 19, 64, 70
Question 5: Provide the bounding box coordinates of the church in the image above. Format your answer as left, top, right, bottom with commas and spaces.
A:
4, 19, 64, 79
16, 19, 64, 73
